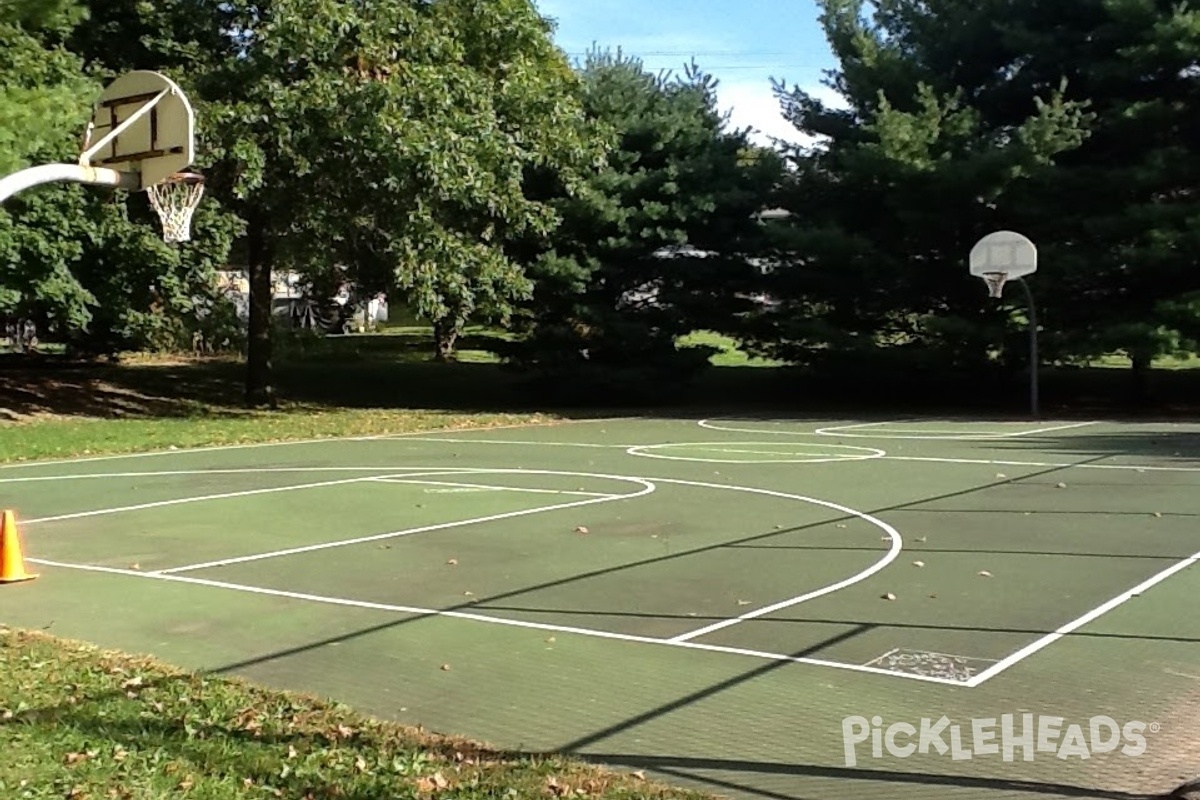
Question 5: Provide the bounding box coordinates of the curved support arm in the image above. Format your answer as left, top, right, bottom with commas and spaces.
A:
0, 163, 140, 205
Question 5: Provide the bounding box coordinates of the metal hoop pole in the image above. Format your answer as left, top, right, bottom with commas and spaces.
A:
0, 163, 140, 205
1016, 277, 1039, 419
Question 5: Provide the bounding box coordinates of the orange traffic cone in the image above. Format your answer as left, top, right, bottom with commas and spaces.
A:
0, 510, 37, 584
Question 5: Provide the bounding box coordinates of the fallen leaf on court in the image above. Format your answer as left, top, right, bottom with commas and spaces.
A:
575, 526, 588, 534
882, 593, 897, 601
912, 561, 925, 568
446, 558, 458, 566
979, 570, 993, 578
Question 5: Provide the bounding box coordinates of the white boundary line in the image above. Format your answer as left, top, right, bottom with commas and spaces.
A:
0, 416, 624, 471
369, 477, 615, 498
0, 466, 485, 485
24, 558, 966, 686
19, 470, 476, 525
695, 418, 1102, 441
885, 455, 1200, 473
389, 437, 629, 449
20, 460, 1200, 686
625, 441, 886, 465
23, 466, 944, 684
964, 547, 1200, 687
153, 473, 656, 574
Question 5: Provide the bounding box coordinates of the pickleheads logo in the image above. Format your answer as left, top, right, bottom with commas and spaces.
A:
842, 715, 1157, 766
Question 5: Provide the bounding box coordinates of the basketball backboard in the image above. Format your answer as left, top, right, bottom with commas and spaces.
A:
969, 230, 1037, 297
79, 70, 195, 191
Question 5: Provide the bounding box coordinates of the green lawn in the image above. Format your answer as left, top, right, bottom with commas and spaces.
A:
0, 627, 705, 800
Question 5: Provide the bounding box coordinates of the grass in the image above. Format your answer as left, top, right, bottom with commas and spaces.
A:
0, 627, 707, 800
0, 410, 559, 464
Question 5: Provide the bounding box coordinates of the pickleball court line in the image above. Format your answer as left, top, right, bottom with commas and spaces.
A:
152, 475, 656, 575
24, 557, 969, 687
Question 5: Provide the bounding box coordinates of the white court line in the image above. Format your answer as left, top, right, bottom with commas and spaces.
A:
626, 441, 884, 465
964, 547, 1200, 687
386, 437, 630, 449
885, 455, 1200, 473
153, 476, 656, 575
0, 466, 485, 485
26, 558, 967, 687
23, 477, 368, 525
369, 477, 615, 498
665, 480, 903, 643
0, 416, 624, 471
696, 418, 1104, 441
19, 470, 477, 525
1002, 421, 1101, 437
814, 420, 1100, 440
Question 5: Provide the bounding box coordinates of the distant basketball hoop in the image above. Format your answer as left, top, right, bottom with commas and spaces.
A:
968, 230, 1040, 418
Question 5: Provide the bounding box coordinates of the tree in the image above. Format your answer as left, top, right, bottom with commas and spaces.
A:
0, 0, 91, 177
500, 49, 782, 400
760, 0, 1200, 402
0, 0, 240, 358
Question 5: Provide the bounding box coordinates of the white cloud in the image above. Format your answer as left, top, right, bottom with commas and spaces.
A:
718, 80, 847, 148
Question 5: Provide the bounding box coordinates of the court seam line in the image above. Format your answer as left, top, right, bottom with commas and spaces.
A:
18, 470, 481, 525
0, 416, 628, 471
151, 477, 656, 575
963, 547, 1200, 687
24, 558, 969, 687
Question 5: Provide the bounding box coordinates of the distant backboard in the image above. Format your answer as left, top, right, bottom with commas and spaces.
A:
970, 231, 1037, 278
80, 71, 195, 191
970, 231, 1037, 297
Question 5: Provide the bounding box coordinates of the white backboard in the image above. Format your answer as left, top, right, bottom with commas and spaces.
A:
82, 71, 195, 191
969, 231, 1037, 279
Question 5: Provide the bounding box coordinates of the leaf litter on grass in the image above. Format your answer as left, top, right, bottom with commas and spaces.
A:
0, 629, 714, 800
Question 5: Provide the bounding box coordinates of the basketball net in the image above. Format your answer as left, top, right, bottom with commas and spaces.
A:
982, 272, 1008, 299
147, 173, 205, 243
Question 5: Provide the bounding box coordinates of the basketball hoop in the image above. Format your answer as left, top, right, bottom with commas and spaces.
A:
147, 172, 204, 242
982, 271, 1008, 299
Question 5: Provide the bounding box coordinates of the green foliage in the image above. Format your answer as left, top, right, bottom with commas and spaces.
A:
501, 49, 783, 397
0, 9, 94, 176
755, 0, 1200, 379
202, 0, 597, 362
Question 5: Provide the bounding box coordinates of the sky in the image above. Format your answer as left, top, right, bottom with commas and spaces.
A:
533, 0, 843, 146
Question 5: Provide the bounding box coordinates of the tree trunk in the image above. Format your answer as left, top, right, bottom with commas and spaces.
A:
1129, 351, 1152, 406
245, 215, 276, 408
433, 318, 459, 362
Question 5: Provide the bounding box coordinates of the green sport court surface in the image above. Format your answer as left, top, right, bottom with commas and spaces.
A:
3, 415, 1200, 800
